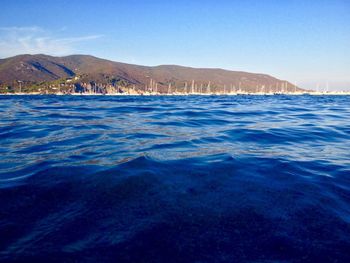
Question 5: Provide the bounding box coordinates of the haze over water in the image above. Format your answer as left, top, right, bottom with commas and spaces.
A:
1, 95, 350, 262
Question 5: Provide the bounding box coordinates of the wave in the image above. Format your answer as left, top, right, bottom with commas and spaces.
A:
1, 95, 350, 262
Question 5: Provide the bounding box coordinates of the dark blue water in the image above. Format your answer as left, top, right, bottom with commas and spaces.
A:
1, 95, 350, 262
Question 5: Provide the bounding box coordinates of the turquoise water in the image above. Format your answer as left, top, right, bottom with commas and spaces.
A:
1, 95, 350, 262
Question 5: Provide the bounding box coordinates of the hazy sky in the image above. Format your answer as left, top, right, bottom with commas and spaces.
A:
0, 0, 349, 90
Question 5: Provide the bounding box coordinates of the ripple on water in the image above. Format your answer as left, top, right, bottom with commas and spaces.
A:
0, 95, 350, 262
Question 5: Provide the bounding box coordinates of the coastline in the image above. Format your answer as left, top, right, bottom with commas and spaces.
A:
1, 91, 350, 96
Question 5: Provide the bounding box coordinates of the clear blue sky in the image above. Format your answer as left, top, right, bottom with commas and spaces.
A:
0, 0, 349, 90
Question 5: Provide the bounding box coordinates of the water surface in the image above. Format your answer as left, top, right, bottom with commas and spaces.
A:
1, 95, 350, 262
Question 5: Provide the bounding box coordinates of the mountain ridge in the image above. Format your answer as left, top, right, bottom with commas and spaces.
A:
0, 54, 304, 93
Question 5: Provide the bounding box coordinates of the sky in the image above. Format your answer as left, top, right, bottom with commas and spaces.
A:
0, 0, 349, 90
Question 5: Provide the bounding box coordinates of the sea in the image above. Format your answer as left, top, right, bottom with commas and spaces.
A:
0, 95, 350, 262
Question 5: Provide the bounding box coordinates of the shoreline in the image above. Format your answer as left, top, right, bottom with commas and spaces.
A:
1, 92, 350, 96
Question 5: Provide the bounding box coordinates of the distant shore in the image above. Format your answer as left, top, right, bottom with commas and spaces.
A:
1, 91, 350, 96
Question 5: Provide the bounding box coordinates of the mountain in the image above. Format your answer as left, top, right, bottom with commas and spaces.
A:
0, 54, 304, 93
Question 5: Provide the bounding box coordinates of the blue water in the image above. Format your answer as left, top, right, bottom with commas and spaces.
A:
0, 95, 350, 262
